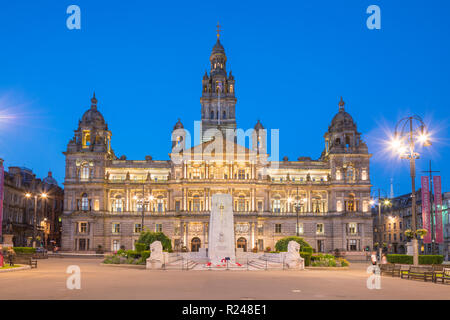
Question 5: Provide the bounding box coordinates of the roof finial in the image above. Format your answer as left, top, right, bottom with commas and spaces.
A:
338, 96, 345, 112
216, 22, 222, 40
91, 91, 98, 109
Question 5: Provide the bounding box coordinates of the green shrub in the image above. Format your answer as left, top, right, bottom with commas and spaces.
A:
137, 232, 172, 251
386, 254, 444, 265
125, 250, 140, 259
300, 252, 311, 266
302, 246, 313, 254
275, 237, 311, 252
103, 255, 121, 264
116, 249, 126, 256
13, 247, 36, 254
135, 243, 146, 253
419, 255, 444, 265
125, 257, 135, 264
386, 254, 412, 264
140, 250, 150, 260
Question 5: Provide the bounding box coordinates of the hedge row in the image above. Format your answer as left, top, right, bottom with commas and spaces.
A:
386, 254, 444, 265
12, 247, 36, 254
300, 252, 311, 266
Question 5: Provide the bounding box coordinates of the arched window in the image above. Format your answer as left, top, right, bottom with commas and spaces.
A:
112, 195, 123, 213
337, 200, 343, 212
347, 167, 354, 181
273, 196, 281, 213
237, 237, 247, 251
230, 85, 234, 93
81, 193, 89, 211
238, 195, 245, 212
157, 195, 164, 213
80, 164, 90, 180
191, 237, 201, 252
336, 169, 341, 181
193, 195, 200, 212
210, 110, 214, 119
347, 194, 355, 212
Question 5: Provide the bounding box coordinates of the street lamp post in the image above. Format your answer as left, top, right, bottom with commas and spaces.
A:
25, 192, 47, 248
390, 115, 431, 266
370, 189, 390, 262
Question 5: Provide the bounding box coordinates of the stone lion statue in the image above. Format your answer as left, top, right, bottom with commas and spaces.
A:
285, 241, 305, 270
146, 241, 164, 269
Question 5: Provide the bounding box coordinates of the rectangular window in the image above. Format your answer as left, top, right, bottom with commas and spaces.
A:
155, 223, 163, 232
134, 223, 142, 233
273, 199, 281, 213
316, 223, 324, 235
348, 222, 357, 235
238, 169, 245, 180
296, 223, 304, 235
257, 225, 264, 236
112, 223, 120, 234
275, 224, 282, 234
112, 240, 120, 251
175, 201, 181, 212
79, 222, 88, 234
257, 201, 263, 212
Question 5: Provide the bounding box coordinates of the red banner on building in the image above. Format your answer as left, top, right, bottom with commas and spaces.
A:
421, 176, 432, 243
0, 159, 4, 242
433, 176, 444, 244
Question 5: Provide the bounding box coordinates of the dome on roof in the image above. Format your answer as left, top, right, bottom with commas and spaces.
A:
212, 39, 225, 54
80, 93, 106, 128
254, 119, 264, 130
43, 171, 58, 186
173, 118, 184, 130
329, 97, 356, 131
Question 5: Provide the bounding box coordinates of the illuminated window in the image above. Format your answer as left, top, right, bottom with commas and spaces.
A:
296, 223, 304, 235
112, 223, 121, 234
273, 198, 281, 213
230, 85, 234, 93
94, 199, 99, 211
78, 222, 88, 233
81, 193, 89, 211
193, 195, 201, 212
112, 240, 120, 251
361, 169, 367, 181
82, 130, 91, 147
316, 223, 324, 235
336, 170, 341, 180
80, 164, 90, 180
155, 224, 163, 232
112, 196, 123, 213
134, 224, 142, 233
337, 200, 343, 212
238, 195, 245, 212
348, 222, 357, 234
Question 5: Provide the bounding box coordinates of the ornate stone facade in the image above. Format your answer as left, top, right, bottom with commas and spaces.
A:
61, 36, 373, 256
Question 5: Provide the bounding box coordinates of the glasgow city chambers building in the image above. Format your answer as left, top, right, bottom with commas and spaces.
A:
61, 34, 373, 257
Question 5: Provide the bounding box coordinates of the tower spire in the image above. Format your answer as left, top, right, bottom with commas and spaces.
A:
216, 22, 222, 40
338, 96, 345, 112
91, 92, 98, 109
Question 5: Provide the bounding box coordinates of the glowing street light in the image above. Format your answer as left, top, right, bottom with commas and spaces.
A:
25, 192, 49, 247
389, 115, 432, 266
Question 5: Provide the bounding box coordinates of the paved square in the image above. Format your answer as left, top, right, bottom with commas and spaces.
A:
0, 258, 449, 300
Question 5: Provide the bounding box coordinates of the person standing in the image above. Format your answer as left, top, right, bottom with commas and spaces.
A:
7, 247, 15, 267
370, 251, 377, 266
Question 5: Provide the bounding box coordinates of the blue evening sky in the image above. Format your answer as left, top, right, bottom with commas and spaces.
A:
0, 0, 449, 197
